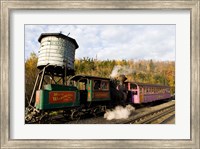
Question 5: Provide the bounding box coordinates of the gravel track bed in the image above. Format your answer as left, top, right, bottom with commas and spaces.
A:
66, 100, 175, 124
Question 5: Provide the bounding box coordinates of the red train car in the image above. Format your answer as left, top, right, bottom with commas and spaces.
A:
125, 82, 171, 104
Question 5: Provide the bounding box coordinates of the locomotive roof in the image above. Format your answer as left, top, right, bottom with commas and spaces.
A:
38, 33, 79, 49
127, 82, 170, 88
68, 74, 110, 81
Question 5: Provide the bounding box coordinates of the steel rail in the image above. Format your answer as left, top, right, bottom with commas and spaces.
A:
138, 106, 175, 124
122, 104, 175, 124
160, 112, 175, 124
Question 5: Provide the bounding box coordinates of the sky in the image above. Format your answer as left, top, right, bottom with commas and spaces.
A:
25, 25, 175, 61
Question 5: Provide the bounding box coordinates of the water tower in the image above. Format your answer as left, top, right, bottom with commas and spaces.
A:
37, 33, 78, 73
29, 33, 79, 106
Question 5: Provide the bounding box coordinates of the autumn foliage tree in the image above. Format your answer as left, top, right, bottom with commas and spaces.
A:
75, 58, 175, 93
25, 52, 38, 106
25, 54, 175, 105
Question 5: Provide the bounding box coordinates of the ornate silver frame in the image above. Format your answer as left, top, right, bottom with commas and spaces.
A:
1, 0, 199, 148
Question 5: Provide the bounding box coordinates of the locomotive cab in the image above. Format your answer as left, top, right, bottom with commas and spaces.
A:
68, 76, 88, 105
68, 75, 111, 105
91, 79, 110, 101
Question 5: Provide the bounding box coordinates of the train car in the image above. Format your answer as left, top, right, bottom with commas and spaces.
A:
125, 82, 171, 104
68, 75, 111, 106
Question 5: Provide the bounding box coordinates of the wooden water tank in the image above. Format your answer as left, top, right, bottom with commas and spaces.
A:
37, 33, 78, 75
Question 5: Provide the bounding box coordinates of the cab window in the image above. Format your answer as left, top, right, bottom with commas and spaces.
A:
78, 82, 86, 90
93, 80, 101, 90
101, 81, 109, 90
93, 80, 109, 90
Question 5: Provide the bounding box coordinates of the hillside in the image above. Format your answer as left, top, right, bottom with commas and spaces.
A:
25, 53, 175, 104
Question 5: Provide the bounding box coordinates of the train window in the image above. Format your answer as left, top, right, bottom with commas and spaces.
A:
144, 88, 146, 93
150, 87, 152, 93
148, 88, 150, 93
133, 91, 137, 95
79, 82, 86, 90
101, 81, 109, 90
130, 84, 137, 89
93, 80, 109, 90
139, 87, 143, 94
93, 80, 101, 90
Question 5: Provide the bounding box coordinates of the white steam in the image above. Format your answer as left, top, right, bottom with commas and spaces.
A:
104, 105, 135, 120
110, 65, 134, 78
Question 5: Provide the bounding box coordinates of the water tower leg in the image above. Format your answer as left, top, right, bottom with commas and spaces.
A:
38, 68, 45, 90
29, 73, 39, 106
62, 76, 65, 85
28, 63, 50, 107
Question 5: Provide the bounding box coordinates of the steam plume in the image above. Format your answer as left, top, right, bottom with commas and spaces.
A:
104, 105, 135, 120
110, 65, 134, 78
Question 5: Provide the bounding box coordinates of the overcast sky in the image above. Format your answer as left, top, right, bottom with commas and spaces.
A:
25, 25, 175, 61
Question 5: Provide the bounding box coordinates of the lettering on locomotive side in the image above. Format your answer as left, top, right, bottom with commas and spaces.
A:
49, 91, 76, 104
94, 91, 109, 99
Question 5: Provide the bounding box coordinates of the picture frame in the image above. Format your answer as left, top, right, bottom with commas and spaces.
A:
1, 0, 199, 148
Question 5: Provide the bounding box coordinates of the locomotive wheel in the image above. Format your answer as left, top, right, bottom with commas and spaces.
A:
71, 110, 80, 120
92, 108, 98, 117
93, 106, 104, 117
63, 110, 71, 119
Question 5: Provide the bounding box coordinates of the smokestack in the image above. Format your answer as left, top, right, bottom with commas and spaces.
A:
118, 74, 127, 85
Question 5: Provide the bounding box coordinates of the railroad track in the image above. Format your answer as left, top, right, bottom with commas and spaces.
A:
122, 103, 175, 124
26, 101, 175, 124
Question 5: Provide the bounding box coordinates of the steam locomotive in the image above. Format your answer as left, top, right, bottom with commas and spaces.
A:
26, 74, 172, 123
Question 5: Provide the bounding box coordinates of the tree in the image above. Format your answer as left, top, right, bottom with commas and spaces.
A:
25, 52, 38, 106
148, 59, 155, 72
